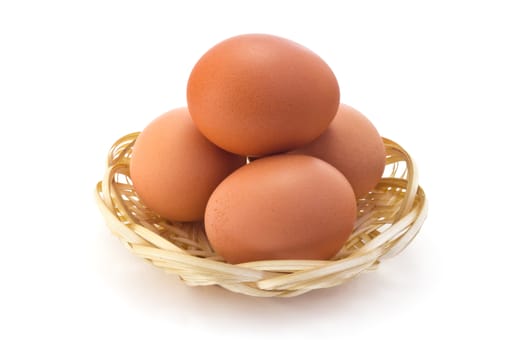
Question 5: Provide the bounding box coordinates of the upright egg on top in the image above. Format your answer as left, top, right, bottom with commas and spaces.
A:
187, 34, 340, 156
130, 108, 246, 222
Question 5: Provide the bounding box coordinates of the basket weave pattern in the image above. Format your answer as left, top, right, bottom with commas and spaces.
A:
95, 133, 427, 297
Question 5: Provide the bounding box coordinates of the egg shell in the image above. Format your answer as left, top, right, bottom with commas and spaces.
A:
204, 154, 357, 264
290, 104, 386, 198
130, 108, 246, 222
187, 33, 340, 156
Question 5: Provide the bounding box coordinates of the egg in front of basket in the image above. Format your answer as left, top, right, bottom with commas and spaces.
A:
204, 154, 357, 264
130, 107, 246, 222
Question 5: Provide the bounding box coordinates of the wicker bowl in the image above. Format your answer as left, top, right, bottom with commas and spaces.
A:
95, 133, 427, 297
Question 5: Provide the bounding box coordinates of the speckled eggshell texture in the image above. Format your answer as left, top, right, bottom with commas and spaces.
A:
204, 154, 357, 264
187, 34, 340, 156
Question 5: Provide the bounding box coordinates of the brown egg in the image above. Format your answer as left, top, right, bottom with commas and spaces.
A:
205, 154, 357, 264
130, 108, 246, 222
290, 104, 386, 198
187, 34, 340, 156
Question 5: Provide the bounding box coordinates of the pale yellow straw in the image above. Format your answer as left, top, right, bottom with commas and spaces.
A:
95, 133, 428, 297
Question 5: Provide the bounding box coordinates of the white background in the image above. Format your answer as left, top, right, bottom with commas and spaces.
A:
1, 0, 524, 348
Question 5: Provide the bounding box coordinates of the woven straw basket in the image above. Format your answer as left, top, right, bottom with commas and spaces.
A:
95, 133, 427, 297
